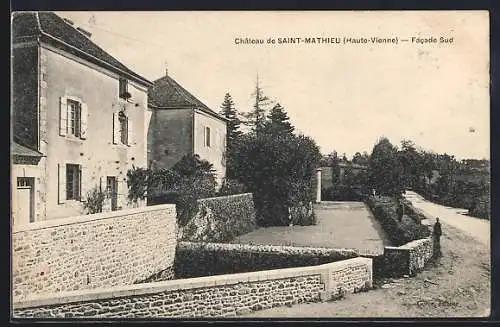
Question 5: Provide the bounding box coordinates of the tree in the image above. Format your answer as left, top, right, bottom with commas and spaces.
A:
263, 103, 295, 136
242, 74, 273, 133
228, 132, 321, 226
368, 137, 405, 197
219, 92, 242, 145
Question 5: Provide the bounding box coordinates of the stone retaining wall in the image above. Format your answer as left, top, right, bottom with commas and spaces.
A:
180, 193, 257, 243
13, 257, 372, 318
12, 204, 178, 302
382, 237, 434, 277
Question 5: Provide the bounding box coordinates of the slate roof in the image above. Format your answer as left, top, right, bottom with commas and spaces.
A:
149, 74, 228, 122
12, 11, 152, 86
11, 142, 44, 157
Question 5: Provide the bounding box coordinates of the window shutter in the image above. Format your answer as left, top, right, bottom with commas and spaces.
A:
80, 103, 88, 139
127, 117, 133, 146
59, 96, 68, 136
112, 112, 120, 144
80, 165, 89, 202
58, 163, 66, 204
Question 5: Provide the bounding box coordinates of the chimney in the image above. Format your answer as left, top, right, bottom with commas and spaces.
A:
76, 26, 92, 38
164, 61, 168, 76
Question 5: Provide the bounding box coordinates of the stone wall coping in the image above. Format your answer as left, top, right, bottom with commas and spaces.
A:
12, 204, 176, 233
197, 193, 253, 202
13, 257, 371, 310
178, 241, 360, 255
385, 237, 431, 251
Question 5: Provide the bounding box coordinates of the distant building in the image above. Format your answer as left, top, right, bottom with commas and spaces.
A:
147, 71, 228, 185
11, 12, 152, 225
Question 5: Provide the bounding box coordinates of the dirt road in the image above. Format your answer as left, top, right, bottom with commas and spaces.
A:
404, 191, 490, 248
245, 204, 491, 317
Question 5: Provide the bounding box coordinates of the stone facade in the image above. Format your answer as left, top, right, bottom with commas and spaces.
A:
12, 204, 177, 302
11, 13, 152, 223
40, 46, 149, 220
13, 257, 372, 318
179, 193, 257, 243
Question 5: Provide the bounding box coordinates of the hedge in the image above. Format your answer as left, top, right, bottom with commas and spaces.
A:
321, 185, 368, 202
366, 196, 430, 246
174, 241, 360, 278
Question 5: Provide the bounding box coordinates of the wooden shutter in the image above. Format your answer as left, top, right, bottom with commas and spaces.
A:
127, 116, 133, 146
58, 163, 66, 203
80, 165, 89, 202
112, 112, 120, 144
80, 103, 88, 140
59, 96, 68, 136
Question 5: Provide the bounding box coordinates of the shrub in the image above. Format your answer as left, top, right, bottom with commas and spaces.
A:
217, 179, 247, 196
83, 186, 106, 214
469, 195, 490, 219
322, 185, 366, 201
366, 196, 429, 246
174, 242, 359, 278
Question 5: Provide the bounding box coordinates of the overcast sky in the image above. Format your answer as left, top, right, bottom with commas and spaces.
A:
56, 11, 489, 160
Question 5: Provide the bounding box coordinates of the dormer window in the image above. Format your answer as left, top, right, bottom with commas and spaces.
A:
119, 78, 129, 99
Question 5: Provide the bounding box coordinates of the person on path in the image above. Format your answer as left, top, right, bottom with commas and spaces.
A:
433, 217, 442, 258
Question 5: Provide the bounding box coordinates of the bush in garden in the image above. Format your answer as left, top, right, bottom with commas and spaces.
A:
217, 178, 248, 196
83, 186, 106, 214
366, 196, 429, 246
228, 132, 321, 226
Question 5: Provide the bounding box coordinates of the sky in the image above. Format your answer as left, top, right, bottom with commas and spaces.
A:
55, 11, 489, 160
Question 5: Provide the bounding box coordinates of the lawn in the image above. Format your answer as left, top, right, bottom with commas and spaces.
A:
231, 201, 390, 255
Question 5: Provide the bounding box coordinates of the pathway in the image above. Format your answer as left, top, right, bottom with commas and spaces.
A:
404, 191, 490, 248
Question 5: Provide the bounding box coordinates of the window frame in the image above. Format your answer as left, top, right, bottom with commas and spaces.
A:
67, 99, 82, 138
205, 126, 211, 148
118, 111, 128, 145
65, 164, 81, 201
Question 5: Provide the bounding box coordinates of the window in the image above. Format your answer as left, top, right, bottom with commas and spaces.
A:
119, 111, 128, 145
59, 96, 88, 139
66, 164, 81, 200
119, 78, 129, 99
113, 111, 132, 146
205, 126, 211, 147
67, 99, 81, 137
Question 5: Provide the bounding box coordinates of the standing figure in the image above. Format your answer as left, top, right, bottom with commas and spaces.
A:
432, 217, 442, 258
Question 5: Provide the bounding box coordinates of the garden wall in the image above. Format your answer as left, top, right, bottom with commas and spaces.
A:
382, 237, 434, 277
12, 204, 178, 302
13, 257, 372, 318
174, 242, 360, 278
179, 193, 257, 242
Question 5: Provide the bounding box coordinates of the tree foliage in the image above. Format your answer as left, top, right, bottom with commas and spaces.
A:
219, 92, 242, 146
228, 132, 321, 226
242, 75, 274, 134
263, 103, 295, 136
368, 137, 405, 197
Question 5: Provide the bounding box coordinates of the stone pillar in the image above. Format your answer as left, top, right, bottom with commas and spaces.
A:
316, 168, 322, 203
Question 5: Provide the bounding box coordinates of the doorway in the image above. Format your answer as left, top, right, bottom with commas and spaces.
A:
106, 176, 118, 211
15, 177, 34, 226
